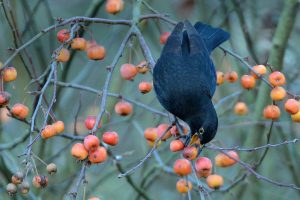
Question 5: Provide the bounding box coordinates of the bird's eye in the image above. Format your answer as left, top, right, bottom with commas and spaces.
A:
199, 127, 204, 135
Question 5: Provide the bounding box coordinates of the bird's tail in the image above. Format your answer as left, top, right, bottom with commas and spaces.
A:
194, 22, 230, 52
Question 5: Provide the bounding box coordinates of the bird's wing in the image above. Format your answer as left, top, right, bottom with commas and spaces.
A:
184, 21, 217, 97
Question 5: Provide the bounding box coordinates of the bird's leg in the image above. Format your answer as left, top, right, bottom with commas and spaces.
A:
183, 132, 192, 147
174, 116, 185, 136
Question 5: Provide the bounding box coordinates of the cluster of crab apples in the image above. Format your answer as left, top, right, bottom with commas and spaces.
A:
173, 151, 240, 192
217, 65, 300, 122
142, 122, 240, 192
6, 163, 57, 196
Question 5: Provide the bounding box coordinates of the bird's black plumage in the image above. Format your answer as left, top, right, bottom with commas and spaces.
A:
153, 21, 229, 145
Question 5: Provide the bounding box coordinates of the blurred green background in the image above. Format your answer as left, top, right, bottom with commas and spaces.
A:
0, 0, 300, 199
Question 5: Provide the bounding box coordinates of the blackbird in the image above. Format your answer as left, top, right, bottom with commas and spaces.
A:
153, 20, 229, 145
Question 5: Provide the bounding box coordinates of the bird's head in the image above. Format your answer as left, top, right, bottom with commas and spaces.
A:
187, 103, 218, 145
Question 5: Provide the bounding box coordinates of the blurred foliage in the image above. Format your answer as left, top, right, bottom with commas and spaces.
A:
0, 0, 300, 199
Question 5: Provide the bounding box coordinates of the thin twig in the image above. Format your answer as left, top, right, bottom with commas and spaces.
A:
118, 124, 173, 178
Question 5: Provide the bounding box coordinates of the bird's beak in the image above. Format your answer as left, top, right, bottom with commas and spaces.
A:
188, 133, 201, 146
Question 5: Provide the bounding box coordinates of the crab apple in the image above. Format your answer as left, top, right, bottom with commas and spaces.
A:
2, 66, 17, 82
11, 171, 24, 185
270, 87, 286, 101
0, 91, 11, 107
284, 99, 299, 114
85, 116, 102, 130
225, 71, 238, 83
102, 131, 119, 146
157, 123, 172, 140
291, 111, 300, 122
88, 146, 107, 164
251, 65, 267, 79
234, 102, 248, 115
46, 163, 57, 175
71, 143, 88, 160
182, 146, 198, 160
120, 63, 138, 80
160, 32, 171, 44
144, 127, 158, 142
114, 100, 133, 116
170, 140, 184, 152
84, 135, 100, 151
215, 151, 239, 167
6, 183, 17, 196
87, 44, 106, 60
20, 181, 30, 194
41, 125, 57, 139
263, 105, 281, 120
195, 157, 212, 178
173, 159, 192, 176
105, 0, 124, 14
56, 48, 70, 62
206, 174, 224, 189
11, 103, 29, 119
176, 179, 193, 193
57, 29, 70, 43
241, 75, 256, 89
269, 71, 286, 86
71, 37, 87, 50
136, 60, 149, 74
139, 82, 152, 94
32, 175, 48, 188
53, 120, 65, 134
216, 71, 225, 85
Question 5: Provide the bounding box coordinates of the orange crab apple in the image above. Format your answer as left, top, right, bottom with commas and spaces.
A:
270, 86, 286, 101
269, 71, 286, 86
114, 100, 133, 116
84, 135, 100, 151
284, 99, 299, 114
263, 105, 281, 120
2, 66, 17, 82
170, 140, 185, 152
11, 103, 29, 119
206, 174, 224, 189
173, 159, 192, 176
71, 37, 87, 50
195, 157, 212, 178
241, 75, 256, 89
138, 81, 152, 94
71, 143, 88, 160
102, 131, 119, 146
251, 64, 267, 78
88, 146, 107, 164
234, 102, 248, 115
176, 179, 193, 193
215, 151, 239, 167
120, 63, 138, 80
57, 29, 70, 43
225, 71, 238, 83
